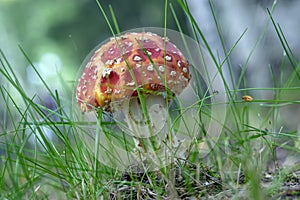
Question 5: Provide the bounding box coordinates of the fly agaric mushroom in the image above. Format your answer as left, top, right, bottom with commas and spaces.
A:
76, 32, 190, 151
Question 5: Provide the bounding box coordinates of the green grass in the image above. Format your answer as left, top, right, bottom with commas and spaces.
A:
1, 0, 300, 199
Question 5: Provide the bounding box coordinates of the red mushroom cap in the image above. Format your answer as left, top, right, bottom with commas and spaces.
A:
76, 32, 190, 112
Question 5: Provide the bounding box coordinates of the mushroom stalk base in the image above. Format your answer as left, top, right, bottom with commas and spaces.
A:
122, 94, 175, 155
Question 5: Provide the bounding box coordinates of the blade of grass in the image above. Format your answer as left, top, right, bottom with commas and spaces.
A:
267, 8, 300, 80
109, 5, 120, 35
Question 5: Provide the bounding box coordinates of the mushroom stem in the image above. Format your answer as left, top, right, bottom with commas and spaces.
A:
122, 93, 172, 153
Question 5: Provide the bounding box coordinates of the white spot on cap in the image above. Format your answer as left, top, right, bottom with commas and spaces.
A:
126, 82, 135, 86
105, 88, 113, 94
102, 68, 112, 77
150, 83, 156, 89
155, 48, 160, 52
165, 55, 172, 61
182, 67, 188, 73
158, 66, 165, 73
105, 60, 114, 65
177, 60, 182, 67
133, 55, 142, 62
170, 71, 176, 77
147, 64, 154, 71
94, 67, 99, 74
146, 51, 152, 56
136, 63, 141, 68
139, 36, 148, 41
114, 89, 121, 94
125, 41, 133, 47
123, 50, 130, 55
114, 57, 122, 64
146, 32, 156, 36
108, 48, 115, 54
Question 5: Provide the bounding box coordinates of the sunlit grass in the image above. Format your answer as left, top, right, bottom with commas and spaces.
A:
0, 0, 300, 199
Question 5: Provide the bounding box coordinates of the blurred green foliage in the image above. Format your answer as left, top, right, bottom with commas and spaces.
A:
0, 0, 188, 83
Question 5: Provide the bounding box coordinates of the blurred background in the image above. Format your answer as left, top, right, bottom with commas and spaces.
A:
0, 0, 187, 96
1, 0, 300, 95
0, 0, 299, 142
189, 0, 300, 93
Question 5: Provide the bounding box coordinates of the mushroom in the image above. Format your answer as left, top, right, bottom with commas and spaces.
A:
76, 32, 190, 153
